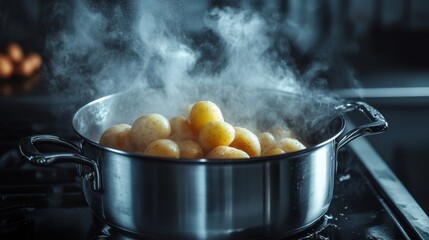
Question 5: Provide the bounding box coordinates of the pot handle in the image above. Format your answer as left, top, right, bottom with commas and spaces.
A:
19, 135, 101, 191
335, 101, 388, 149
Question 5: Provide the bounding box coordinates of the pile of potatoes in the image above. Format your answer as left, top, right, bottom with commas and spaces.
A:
99, 101, 307, 159
0, 43, 42, 79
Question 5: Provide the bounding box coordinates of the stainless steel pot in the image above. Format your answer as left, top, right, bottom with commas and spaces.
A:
19, 88, 387, 239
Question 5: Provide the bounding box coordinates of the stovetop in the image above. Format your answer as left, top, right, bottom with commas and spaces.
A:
1, 140, 427, 240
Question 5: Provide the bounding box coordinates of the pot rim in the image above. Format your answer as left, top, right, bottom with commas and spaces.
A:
72, 90, 346, 164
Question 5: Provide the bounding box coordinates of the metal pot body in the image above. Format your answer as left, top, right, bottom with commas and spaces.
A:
19, 88, 387, 239
81, 139, 335, 239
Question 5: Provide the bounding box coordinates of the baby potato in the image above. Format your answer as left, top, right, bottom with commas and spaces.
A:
99, 124, 134, 151
230, 127, 261, 157
130, 113, 171, 151
261, 148, 285, 156
278, 138, 306, 153
178, 140, 203, 159
189, 101, 224, 134
0, 55, 13, 79
270, 126, 296, 140
6, 43, 24, 63
15, 53, 42, 77
258, 132, 277, 153
144, 139, 180, 158
15, 58, 35, 77
206, 146, 250, 159
198, 121, 235, 152
169, 116, 196, 141
27, 52, 42, 70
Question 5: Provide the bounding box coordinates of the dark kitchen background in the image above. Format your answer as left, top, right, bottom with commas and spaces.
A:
1, 0, 429, 239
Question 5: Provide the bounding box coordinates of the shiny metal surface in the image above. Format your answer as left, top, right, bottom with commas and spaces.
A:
81, 140, 335, 239
19, 135, 101, 191
19, 88, 387, 239
335, 101, 388, 149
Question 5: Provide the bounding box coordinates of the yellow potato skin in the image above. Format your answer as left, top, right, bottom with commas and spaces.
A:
206, 146, 250, 159
198, 121, 235, 152
189, 101, 224, 134
230, 127, 261, 157
261, 148, 285, 156
169, 116, 196, 141
100, 99, 307, 160
130, 114, 171, 151
144, 139, 180, 158
178, 140, 204, 159
6, 43, 24, 63
99, 124, 134, 151
278, 138, 306, 153
258, 132, 277, 152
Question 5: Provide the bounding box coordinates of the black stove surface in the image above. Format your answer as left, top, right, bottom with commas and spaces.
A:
0, 146, 417, 240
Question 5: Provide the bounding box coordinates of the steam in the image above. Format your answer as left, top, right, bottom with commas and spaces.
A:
204, 8, 300, 93
45, 1, 145, 98
45, 0, 342, 137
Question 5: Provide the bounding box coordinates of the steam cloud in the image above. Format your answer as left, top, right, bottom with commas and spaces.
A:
45, 0, 342, 136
